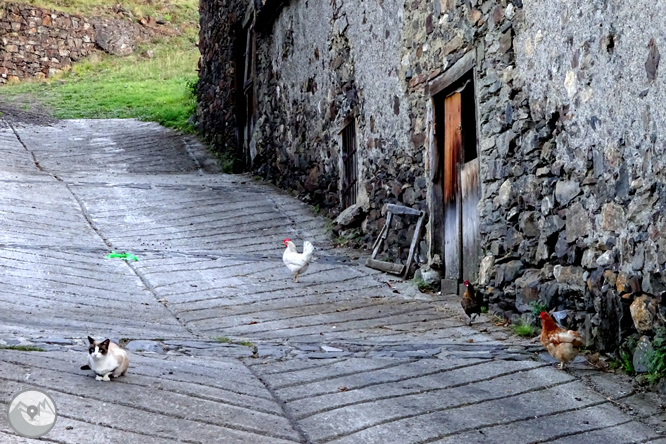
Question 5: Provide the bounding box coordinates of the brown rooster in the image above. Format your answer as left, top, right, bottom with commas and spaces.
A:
539, 311, 583, 369
461, 280, 483, 325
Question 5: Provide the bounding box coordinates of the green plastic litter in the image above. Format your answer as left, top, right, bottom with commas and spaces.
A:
106, 251, 139, 261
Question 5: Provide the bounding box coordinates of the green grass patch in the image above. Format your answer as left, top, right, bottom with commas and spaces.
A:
512, 320, 539, 338
0, 36, 199, 131
1, 345, 44, 351
215, 337, 254, 348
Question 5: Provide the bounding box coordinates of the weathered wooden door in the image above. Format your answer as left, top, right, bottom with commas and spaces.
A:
443, 93, 462, 281
461, 157, 480, 283
435, 77, 481, 287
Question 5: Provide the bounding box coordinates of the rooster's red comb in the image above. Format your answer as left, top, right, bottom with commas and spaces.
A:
284, 238, 290, 243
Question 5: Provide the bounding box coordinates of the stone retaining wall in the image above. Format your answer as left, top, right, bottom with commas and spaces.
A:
0, 2, 96, 84
0, 2, 154, 84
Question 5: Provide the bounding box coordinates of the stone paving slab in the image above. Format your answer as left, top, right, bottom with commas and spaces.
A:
0, 118, 663, 443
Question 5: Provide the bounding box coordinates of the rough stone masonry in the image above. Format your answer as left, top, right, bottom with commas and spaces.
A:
0, 1, 153, 84
202, 0, 666, 353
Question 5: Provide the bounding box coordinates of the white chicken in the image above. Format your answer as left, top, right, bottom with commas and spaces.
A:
282, 238, 314, 282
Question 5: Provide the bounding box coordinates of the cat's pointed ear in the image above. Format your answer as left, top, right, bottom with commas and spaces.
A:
88, 336, 95, 344
101, 338, 111, 347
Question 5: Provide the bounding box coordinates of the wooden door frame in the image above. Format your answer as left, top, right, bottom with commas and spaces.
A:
426, 50, 482, 294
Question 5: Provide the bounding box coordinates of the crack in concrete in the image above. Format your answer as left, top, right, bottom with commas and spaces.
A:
245, 361, 311, 444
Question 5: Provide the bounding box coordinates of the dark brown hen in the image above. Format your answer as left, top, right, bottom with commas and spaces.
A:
461, 280, 483, 325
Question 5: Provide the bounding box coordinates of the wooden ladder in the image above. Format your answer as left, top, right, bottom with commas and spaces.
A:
365, 204, 426, 279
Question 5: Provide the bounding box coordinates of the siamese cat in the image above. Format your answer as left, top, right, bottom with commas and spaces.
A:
80, 336, 129, 381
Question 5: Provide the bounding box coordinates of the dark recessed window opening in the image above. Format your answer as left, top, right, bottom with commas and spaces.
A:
341, 120, 358, 208
460, 79, 477, 163
243, 26, 256, 119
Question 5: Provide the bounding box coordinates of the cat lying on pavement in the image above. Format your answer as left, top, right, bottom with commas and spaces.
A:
80, 336, 129, 381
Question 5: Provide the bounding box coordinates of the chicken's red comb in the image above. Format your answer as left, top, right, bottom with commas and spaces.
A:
284, 238, 290, 242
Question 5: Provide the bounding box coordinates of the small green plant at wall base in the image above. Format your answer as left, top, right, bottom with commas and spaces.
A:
412, 276, 431, 292
215, 337, 231, 343
617, 334, 639, 376
529, 301, 549, 317
512, 320, 539, 337
480, 306, 488, 314
217, 152, 243, 174
646, 330, 666, 384
619, 349, 635, 375
333, 236, 349, 247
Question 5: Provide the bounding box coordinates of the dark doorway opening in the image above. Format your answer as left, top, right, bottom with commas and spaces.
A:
233, 21, 247, 158
233, 17, 256, 169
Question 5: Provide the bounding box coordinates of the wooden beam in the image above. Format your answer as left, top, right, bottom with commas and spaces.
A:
365, 259, 405, 275
371, 212, 392, 259
386, 204, 421, 216
403, 211, 426, 278
427, 50, 475, 97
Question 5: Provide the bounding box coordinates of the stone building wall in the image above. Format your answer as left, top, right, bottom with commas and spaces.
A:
492, 0, 666, 350
0, 2, 97, 84
250, 1, 414, 234
198, 0, 666, 351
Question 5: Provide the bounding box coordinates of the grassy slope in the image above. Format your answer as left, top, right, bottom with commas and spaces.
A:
0, 0, 200, 132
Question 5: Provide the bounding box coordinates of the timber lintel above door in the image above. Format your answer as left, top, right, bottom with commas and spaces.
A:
426, 50, 476, 98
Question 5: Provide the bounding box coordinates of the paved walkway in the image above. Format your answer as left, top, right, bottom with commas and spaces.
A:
0, 118, 664, 443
